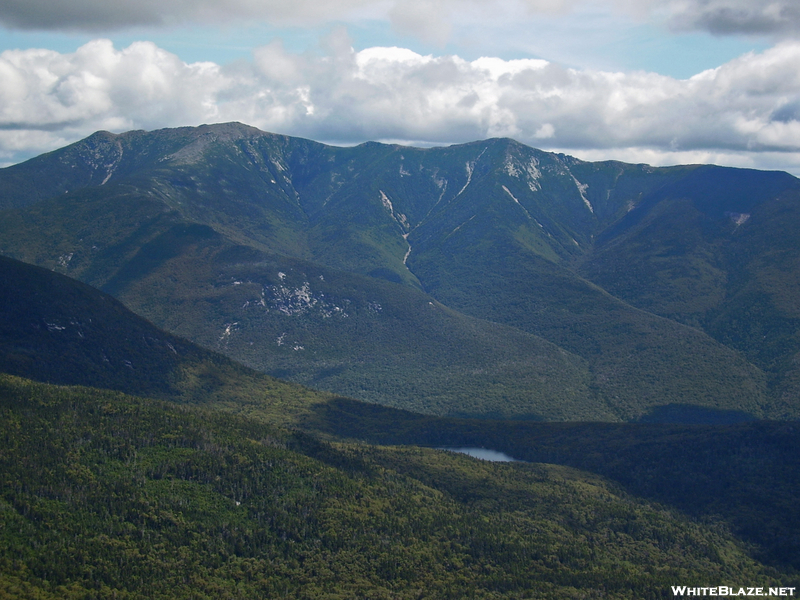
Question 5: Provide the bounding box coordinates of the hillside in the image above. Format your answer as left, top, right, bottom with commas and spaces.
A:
305, 397, 800, 572
0, 255, 798, 589
0, 255, 340, 427
1, 123, 798, 421
0, 374, 790, 599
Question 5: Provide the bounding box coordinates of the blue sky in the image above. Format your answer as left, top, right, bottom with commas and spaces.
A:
1, 0, 799, 173
0, 12, 769, 78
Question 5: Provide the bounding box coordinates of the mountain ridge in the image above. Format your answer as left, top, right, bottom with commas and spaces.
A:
1, 122, 798, 421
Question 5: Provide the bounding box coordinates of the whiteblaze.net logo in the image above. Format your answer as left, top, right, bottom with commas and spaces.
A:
672, 587, 796, 597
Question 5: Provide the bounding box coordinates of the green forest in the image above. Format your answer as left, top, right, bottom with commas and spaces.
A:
0, 375, 793, 599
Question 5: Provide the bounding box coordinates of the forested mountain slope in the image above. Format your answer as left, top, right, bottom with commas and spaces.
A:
1, 123, 798, 421
1, 255, 797, 588
3, 374, 790, 599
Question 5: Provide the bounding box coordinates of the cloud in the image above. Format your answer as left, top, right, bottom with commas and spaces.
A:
0, 39, 225, 131
654, 0, 800, 36
0, 0, 484, 34
1, 38, 800, 172
0, 0, 380, 31
388, 0, 453, 46
4, 0, 800, 47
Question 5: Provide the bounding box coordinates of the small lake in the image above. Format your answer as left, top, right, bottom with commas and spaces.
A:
440, 447, 519, 462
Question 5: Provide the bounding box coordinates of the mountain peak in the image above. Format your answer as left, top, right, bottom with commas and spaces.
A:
1, 122, 799, 422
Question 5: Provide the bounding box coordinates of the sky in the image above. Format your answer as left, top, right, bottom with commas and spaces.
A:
1, 0, 800, 174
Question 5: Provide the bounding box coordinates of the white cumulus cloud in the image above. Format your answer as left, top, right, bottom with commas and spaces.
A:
1, 37, 800, 173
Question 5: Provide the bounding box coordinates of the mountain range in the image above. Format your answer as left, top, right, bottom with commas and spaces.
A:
0, 251, 798, 597
1, 122, 798, 422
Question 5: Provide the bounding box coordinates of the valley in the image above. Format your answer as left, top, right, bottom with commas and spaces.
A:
0, 240, 797, 596
0, 123, 799, 597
